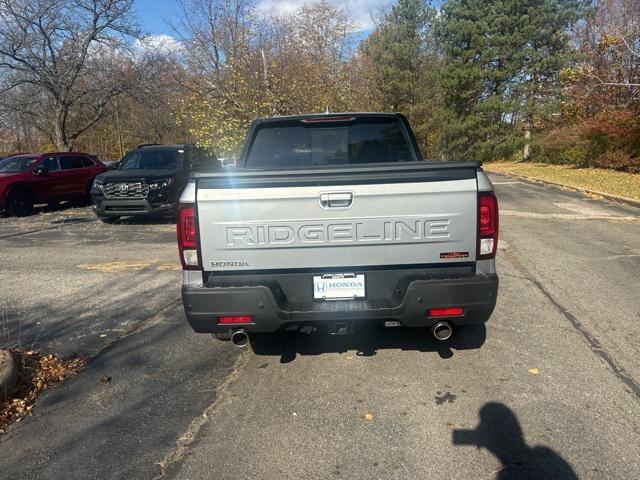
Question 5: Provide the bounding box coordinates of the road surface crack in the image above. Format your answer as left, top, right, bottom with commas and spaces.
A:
0, 218, 97, 240
504, 250, 640, 400
155, 349, 250, 479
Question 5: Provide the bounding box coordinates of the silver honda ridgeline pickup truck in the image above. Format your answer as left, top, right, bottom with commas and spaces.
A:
178, 113, 499, 346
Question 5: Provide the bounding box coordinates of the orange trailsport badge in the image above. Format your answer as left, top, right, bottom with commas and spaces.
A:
440, 252, 470, 259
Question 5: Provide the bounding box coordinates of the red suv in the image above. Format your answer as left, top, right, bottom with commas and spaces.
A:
0, 152, 107, 216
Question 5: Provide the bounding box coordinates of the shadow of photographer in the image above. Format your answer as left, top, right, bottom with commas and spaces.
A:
454, 402, 578, 480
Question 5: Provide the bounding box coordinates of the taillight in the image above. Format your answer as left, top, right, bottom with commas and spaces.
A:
478, 192, 499, 260
177, 203, 200, 270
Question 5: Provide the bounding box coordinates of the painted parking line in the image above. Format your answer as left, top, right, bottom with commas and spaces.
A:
501, 210, 638, 221
77, 260, 181, 272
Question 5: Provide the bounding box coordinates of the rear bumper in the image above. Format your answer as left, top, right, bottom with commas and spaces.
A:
182, 273, 498, 334
92, 197, 176, 217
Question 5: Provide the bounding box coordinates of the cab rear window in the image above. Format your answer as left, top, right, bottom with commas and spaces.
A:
244, 117, 416, 168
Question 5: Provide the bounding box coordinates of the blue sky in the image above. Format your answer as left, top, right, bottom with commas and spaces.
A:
134, 0, 180, 36
134, 0, 392, 36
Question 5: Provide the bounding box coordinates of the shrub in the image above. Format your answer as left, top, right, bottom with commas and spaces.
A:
596, 150, 640, 173
535, 109, 640, 172
536, 124, 595, 166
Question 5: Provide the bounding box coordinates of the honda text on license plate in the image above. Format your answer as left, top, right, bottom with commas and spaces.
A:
313, 273, 366, 301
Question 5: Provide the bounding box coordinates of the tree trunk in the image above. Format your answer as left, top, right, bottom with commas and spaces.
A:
523, 120, 531, 160
114, 95, 124, 159
261, 48, 276, 115
52, 104, 72, 151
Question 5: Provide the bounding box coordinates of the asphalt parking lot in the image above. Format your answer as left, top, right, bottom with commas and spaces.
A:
0, 207, 181, 358
0, 173, 639, 479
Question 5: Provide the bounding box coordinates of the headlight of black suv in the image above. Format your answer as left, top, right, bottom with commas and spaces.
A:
92, 178, 104, 191
149, 178, 173, 190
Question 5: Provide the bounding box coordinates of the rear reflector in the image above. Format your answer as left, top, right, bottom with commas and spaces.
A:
218, 316, 254, 324
429, 307, 464, 317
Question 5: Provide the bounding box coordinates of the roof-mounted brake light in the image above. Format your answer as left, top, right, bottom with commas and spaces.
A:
301, 116, 356, 123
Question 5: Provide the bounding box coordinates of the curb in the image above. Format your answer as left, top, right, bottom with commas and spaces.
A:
488, 170, 640, 208
0, 349, 18, 401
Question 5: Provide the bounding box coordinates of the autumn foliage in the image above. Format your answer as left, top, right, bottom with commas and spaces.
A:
536, 110, 640, 172
0, 0, 638, 171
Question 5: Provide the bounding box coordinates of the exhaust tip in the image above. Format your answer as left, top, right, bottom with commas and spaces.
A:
231, 329, 249, 348
431, 322, 453, 341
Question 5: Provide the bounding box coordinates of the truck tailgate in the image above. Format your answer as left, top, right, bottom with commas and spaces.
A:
196, 164, 478, 272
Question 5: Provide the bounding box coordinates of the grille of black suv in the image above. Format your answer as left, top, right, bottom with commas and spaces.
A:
103, 182, 149, 199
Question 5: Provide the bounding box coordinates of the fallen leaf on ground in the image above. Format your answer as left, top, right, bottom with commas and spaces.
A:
528, 368, 540, 375
364, 413, 374, 421
1, 350, 85, 432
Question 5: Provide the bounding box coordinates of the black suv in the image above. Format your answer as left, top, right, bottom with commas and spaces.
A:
91, 144, 218, 222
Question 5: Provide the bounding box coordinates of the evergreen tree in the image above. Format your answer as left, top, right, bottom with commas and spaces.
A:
359, 0, 443, 158
438, 0, 586, 161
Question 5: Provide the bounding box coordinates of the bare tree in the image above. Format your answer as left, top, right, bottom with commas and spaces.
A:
572, 0, 640, 107
175, 0, 255, 89
0, 0, 141, 151
290, 0, 358, 66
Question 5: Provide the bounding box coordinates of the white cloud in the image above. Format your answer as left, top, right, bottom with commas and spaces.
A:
133, 34, 184, 56
256, 0, 391, 31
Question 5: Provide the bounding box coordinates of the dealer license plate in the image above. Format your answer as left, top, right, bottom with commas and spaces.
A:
313, 273, 366, 301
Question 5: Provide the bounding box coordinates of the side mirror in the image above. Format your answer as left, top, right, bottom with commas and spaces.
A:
34, 165, 49, 175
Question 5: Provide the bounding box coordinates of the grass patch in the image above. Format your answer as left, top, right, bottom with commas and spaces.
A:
484, 162, 640, 201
